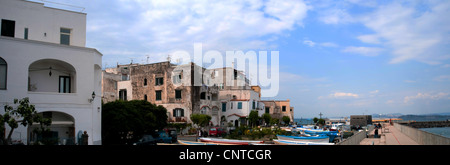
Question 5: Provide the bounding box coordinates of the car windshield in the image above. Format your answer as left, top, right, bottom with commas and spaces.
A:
210, 128, 216, 131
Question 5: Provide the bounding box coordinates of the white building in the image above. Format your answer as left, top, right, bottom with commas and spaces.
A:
0, 0, 102, 145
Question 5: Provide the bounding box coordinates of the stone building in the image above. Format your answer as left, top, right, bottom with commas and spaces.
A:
350, 115, 373, 126
260, 100, 294, 124
102, 62, 271, 127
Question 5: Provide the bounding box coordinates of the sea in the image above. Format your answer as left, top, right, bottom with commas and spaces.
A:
419, 127, 450, 138
293, 118, 314, 125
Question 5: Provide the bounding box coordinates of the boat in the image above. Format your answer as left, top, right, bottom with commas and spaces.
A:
177, 140, 232, 145
198, 137, 264, 145
303, 130, 339, 143
276, 135, 330, 143
273, 140, 334, 145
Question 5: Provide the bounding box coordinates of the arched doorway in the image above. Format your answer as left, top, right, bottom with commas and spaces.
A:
28, 111, 75, 145
28, 59, 76, 93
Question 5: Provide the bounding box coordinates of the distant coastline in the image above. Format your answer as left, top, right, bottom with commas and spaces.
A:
294, 112, 450, 123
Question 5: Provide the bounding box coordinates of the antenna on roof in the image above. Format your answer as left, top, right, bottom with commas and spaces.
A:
167, 54, 171, 63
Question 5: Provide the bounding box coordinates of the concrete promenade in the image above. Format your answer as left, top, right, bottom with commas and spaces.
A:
360, 124, 418, 145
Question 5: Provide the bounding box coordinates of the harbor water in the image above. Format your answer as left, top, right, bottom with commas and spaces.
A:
419, 127, 450, 138
293, 118, 314, 125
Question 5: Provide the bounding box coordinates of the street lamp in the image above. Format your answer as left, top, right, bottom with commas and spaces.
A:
88, 91, 96, 103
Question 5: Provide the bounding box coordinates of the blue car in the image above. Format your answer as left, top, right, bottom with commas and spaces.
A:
154, 131, 173, 143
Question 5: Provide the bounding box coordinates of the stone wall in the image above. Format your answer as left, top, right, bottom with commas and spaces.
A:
395, 122, 450, 145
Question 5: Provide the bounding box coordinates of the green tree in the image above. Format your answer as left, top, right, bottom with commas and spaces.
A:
317, 118, 326, 126
313, 117, 319, 124
102, 100, 168, 145
270, 118, 279, 125
248, 110, 259, 127
282, 116, 291, 126
262, 113, 272, 126
0, 97, 51, 145
190, 114, 211, 127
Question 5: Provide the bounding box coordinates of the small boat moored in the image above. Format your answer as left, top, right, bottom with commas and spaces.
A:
199, 137, 264, 145
273, 139, 334, 145
276, 135, 330, 143
177, 140, 232, 145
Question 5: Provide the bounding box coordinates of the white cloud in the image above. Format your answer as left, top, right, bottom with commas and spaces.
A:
303, 39, 338, 48
357, 34, 381, 44
120, 0, 309, 53
404, 92, 450, 103
319, 8, 353, 24
342, 46, 384, 57
320, 42, 339, 48
358, 2, 450, 65
442, 64, 450, 68
332, 92, 359, 98
303, 40, 316, 47
433, 75, 450, 82
369, 90, 379, 94
319, 92, 359, 99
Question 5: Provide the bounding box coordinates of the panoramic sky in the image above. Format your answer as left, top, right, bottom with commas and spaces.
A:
36, 0, 450, 118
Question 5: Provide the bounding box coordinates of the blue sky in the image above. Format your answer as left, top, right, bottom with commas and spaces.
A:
37, 0, 450, 118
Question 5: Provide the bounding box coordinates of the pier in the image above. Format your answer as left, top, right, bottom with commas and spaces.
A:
359, 123, 418, 145
358, 122, 450, 145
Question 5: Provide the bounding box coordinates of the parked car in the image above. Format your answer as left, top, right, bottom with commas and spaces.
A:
209, 127, 226, 137
154, 131, 173, 143
134, 135, 157, 145
168, 129, 177, 143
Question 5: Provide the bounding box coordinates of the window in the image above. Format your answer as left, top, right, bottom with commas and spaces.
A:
155, 77, 163, 86
119, 89, 127, 100
122, 74, 129, 81
265, 107, 270, 114
60, 28, 71, 45
173, 108, 184, 117
24, 28, 28, 40
156, 90, 162, 101
200, 107, 208, 114
175, 90, 182, 99
0, 57, 7, 90
238, 102, 242, 109
172, 75, 181, 84
282, 106, 286, 112
1, 19, 15, 37
200, 92, 206, 100
231, 102, 233, 109
144, 78, 147, 86
144, 94, 147, 101
58, 76, 71, 93
222, 103, 227, 112
252, 101, 255, 109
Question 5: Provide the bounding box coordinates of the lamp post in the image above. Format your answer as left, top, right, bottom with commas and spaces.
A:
88, 91, 95, 103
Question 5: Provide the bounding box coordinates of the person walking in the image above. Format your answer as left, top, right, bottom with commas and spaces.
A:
374, 128, 379, 138
81, 131, 89, 145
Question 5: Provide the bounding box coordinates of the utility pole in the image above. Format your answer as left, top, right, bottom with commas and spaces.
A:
319, 112, 323, 119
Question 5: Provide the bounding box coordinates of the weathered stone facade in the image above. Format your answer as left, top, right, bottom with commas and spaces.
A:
102, 61, 294, 127
260, 100, 294, 123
